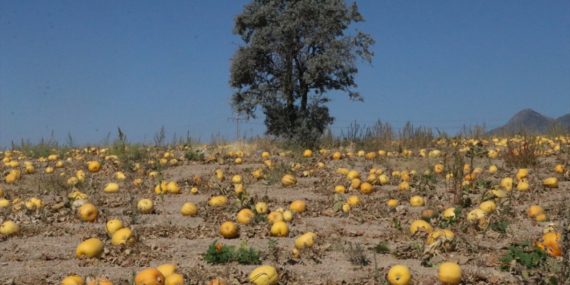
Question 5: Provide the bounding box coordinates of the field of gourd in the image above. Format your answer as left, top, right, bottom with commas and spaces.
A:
0, 135, 569, 284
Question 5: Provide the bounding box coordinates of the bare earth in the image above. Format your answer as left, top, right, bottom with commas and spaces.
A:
0, 147, 568, 284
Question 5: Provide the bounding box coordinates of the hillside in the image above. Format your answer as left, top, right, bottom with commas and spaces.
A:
488, 108, 570, 135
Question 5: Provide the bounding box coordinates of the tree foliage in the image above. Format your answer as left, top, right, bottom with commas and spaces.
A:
230, 0, 374, 146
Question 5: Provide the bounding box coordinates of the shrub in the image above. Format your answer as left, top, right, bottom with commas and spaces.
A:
503, 137, 539, 168
203, 241, 261, 265
500, 241, 547, 271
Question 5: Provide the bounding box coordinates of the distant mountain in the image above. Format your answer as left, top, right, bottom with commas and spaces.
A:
556, 114, 570, 127
488, 109, 570, 135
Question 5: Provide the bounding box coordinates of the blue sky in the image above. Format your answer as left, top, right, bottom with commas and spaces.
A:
1, 0, 569, 146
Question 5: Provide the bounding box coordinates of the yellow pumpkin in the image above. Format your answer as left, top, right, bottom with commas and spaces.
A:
282, 210, 293, 222
409, 196, 425, 207
103, 182, 120, 193
527, 205, 544, 218
255, 202, 268, 214
166, 181, 180, 194
270, 221, 289, 237
137, 199, 154, 214
156, 263, 177, 278
134, 268, 165, 285
27, 197, 43, 210
133, 178, 143, 187
359, 182, 374, 194
0, 198, 9, 208
67, 176, 79, 186
434, 163, 444, 174
164, 273, 184, 285
479, 200, 496, 214
61, 275, 84, 285
378, 174, 390, 185
554, 164, 565, 174
347, 195, 361, 207
154, 182, 168, 195
543, 177, 558, 188
248, 265, 278, 285
466, 209, 486, 223
106, 219, 124, 237
214, 169, 225, 181
347, 170, 360, 180
490, 189, 507, 198
516, 168, 528, 180
409, 220, 433, 235
76, 238, 104, 258
231, 175, 242, 184
289, 200, 306, 213
263, 159, 273, 168
114, 171, 126, 181
350, 178, 361, 190
535, 213, 548, 222
281, 174, 297, 187
517, 180, 529, 191
386, 264, 411, 285
252, 168, 264, 179
180, 202, 198, 216
331, 151, 342, 160
87, 161, 101, 173
78, 203, 98, 222
111, 228, 134, 246
267, 211, 284, 224
387, 199, 399, 208
426, 229, 455, 245
537, 232, 562, 257
234, 183, 245, 194
45, 166, 55, 174
294, 232, 317, 250
208, 195, 228, 207
442, 208, 456, 220
342, 203, 351, 213
0, 220, 19, 236
334, 185, 346, 193
236, 208, 255, 224
437, 262, 462, 285
500, 177, 513, 191
5, 169, 20, 184
219, 221, 239, 239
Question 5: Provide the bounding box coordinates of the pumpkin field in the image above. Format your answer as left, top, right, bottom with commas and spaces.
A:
1, 135, 569, 284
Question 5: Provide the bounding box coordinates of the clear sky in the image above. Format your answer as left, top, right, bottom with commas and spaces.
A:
1, 0, 569, 146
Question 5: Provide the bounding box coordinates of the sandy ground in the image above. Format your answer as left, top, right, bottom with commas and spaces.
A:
0, 152, 568, 284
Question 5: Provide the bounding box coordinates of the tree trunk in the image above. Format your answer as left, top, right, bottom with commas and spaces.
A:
296, 57, 308, 113
284, 51, 295, 134
300, 82, 308, 113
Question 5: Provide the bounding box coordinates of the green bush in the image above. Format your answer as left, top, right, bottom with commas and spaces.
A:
500, 241, 547, 271
185, 149, 204, 161
203, 240, 261, 265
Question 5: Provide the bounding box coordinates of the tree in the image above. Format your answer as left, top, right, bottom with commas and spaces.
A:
230, 0, 374, 146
